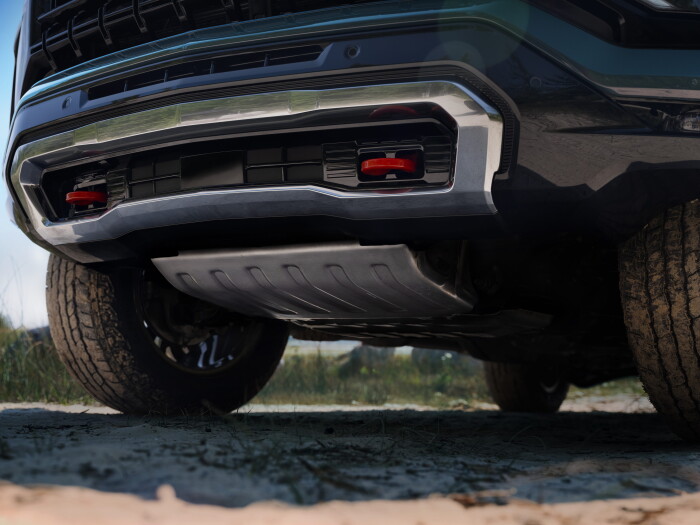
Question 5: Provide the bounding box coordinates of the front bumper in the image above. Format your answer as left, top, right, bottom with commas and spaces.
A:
7, 0, 700, 263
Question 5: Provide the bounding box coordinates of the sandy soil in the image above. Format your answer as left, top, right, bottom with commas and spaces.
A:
0, 394, 698, 524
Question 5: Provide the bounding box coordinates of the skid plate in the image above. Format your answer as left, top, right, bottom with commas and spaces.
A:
153, 243, 474, 320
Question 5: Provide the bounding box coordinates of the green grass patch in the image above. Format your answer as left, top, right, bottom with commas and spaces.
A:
256, 351, 490, 407
569, 377, 646, 398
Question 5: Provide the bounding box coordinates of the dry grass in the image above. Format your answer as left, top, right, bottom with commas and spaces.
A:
0, 313, 643, 406
0, 318, 92, 404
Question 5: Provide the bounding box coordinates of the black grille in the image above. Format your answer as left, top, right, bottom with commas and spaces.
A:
40, 121, 454, 221
24, 0, 379, 94
87, 44, 324, 100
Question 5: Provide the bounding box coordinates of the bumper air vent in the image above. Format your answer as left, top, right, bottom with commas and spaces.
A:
39, 121, 454, 221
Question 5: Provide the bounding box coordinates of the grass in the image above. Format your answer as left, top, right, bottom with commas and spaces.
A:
570, 377, 645, 398
256, 350, 490, 407
0, 314, 645, 407
0, 317, 93, 404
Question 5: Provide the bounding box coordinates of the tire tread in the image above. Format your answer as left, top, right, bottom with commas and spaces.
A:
620, 201, 700, 440
484, 361, 568, 413
46, 255, 287, 414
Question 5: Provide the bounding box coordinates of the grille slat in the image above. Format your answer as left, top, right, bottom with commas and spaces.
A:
25, 0, 378, 94
86, 44, 324, 100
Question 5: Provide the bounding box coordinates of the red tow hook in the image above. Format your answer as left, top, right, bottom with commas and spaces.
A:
360, 157, 417, 177
65, 191, 108, 206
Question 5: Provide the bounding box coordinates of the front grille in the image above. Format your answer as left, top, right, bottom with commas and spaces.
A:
39, 121, 454, 221
24, 0, 379, 94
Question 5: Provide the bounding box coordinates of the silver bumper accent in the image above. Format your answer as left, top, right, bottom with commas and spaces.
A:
153, 243, 474, 320
10, 81, 503, 246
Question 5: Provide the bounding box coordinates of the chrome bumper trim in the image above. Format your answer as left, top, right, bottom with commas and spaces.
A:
10, 80, 502, 246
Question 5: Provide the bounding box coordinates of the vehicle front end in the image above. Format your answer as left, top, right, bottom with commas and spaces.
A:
7, 0, 700, 436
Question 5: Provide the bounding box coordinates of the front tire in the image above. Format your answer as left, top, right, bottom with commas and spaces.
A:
619, 200, 700, 441
47, 254, 288, 415
484, 361, 569, 413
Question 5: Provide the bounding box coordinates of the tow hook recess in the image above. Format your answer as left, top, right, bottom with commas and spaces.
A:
65, 191, 108, 206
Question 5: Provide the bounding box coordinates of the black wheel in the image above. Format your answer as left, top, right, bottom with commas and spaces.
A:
619, 200, 700, 441
484, 361, 569, 413
46, 254, 289, 415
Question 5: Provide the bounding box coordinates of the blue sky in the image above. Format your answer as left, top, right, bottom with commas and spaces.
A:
1, 1, 49, 327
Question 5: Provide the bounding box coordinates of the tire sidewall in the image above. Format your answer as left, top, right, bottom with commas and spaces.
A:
108, 266, 289, 413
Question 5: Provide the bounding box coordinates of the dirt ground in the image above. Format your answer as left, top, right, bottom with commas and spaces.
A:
0, 394, 699, 524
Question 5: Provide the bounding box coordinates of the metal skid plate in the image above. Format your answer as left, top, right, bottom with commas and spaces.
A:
152, 243, 474, 320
